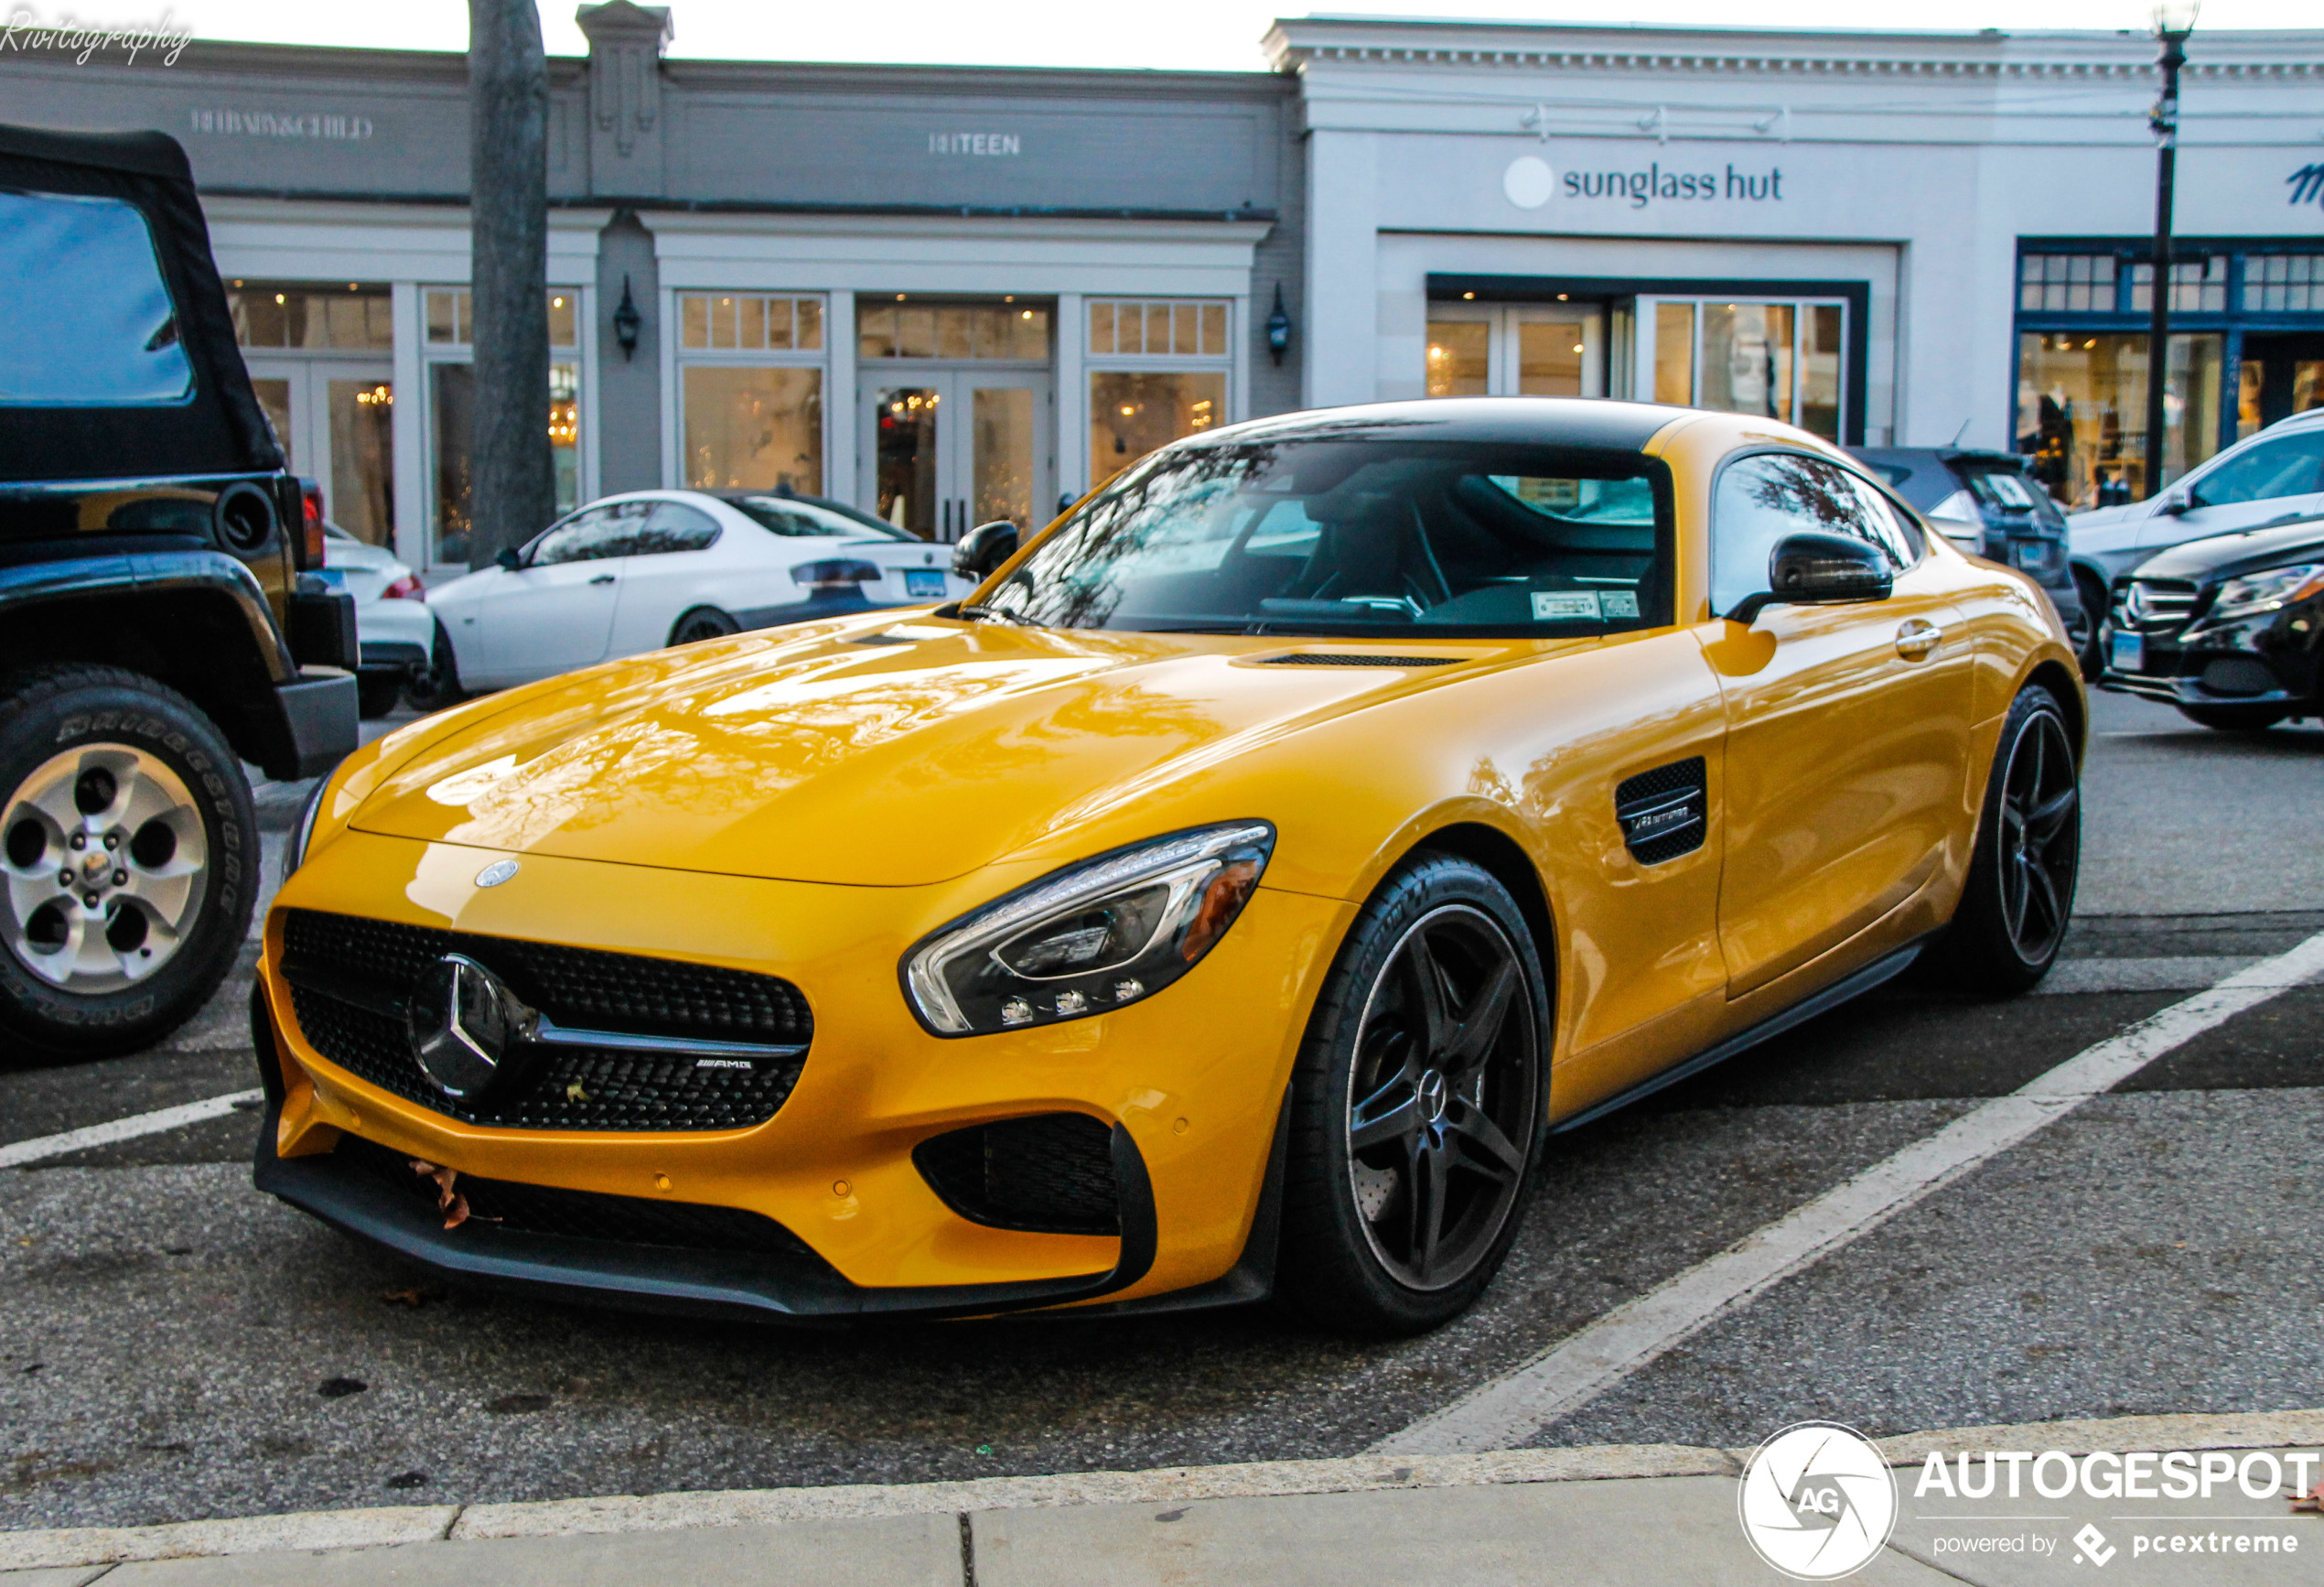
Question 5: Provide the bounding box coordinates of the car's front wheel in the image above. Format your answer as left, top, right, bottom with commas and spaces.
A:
1276, 852, 1548, 1335
0, 664, 258, 1056
1928, 683, 2081, 996
2071, 567, 2110, 680
2175, 702, 2286, 733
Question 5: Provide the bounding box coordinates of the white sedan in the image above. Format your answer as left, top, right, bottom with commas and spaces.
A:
414, 490, 972, 700
319, 522, 435, 718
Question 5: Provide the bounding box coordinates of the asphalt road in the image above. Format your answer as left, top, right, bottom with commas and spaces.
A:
0, 691, 2317, 1530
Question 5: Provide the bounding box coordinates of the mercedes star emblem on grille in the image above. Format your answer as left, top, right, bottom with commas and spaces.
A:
475, 859, 520, 888
407, 953, 525, 1098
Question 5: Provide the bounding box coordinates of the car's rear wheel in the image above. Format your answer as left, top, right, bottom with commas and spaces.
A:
1928, 684, 2081, 996
0, 665, 257, 1056
1277, 852, 1548, 1335
2174, 702, 2286, 733
669, 607, 741, 646
355, 670, 404, 718
402, 620, 465, 712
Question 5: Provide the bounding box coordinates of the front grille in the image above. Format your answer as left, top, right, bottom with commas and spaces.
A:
2112, 578, 2201, 637
330, 1131, 829, 1264
282, 910, 811, 1132
913, 1113, 1119, 1236
1253, 653, 1459, 667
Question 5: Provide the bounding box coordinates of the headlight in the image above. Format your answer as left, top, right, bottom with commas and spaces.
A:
2209, 562, 2324, 621
902, 821, 1275, 1036
282, 775, 329, 878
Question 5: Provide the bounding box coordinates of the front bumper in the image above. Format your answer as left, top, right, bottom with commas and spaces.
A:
2097, 610, 2319, 711
254, 826, 1344, 1315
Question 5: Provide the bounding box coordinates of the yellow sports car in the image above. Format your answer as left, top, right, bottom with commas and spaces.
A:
254, 399, 2082, 1333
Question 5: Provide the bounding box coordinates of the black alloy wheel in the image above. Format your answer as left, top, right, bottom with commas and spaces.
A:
670, 607, 741, 646
1279, 853, 1548, 1334
1928, 684, 2081, 995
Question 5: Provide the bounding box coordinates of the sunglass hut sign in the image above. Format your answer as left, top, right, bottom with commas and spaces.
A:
1502, 154, 1785, 211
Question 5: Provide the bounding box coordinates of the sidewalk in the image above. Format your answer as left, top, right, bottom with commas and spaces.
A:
5, 1410, 2318, 1585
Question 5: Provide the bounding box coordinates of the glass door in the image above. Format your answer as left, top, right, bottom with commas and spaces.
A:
243, 358, 395, 546
863, 370, 1051, 542
1423, 305, 1604, 398
1635, 297, 1846, 440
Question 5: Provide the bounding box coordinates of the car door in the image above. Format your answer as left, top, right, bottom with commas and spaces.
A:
468, 502, 636, 685
2136, 426, 2324, 559
604, 500, 727, 657
1703, 452, 1976, 1003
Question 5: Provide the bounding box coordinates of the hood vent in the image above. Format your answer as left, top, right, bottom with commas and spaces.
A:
1253, 653, 1459, 668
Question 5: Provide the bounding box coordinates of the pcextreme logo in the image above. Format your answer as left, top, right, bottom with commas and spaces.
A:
1738, 1421, 1899, 1581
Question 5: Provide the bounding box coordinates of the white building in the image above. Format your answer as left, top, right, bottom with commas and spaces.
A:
1272, 17, 2324, 507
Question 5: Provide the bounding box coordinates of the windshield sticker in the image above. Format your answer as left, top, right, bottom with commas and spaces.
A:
1532, 591, 1603, 621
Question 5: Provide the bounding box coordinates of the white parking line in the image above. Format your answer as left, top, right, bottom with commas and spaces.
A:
0, 1090, 264, 1171
1375, 930, 2324, 1457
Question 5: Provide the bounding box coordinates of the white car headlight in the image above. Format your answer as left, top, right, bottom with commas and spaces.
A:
2209, 562, 2324, 621
902, 822, 1275, 1037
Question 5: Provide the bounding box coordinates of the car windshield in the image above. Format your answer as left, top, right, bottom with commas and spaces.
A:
974, 438, 1671, 637
727, 495, 914, 541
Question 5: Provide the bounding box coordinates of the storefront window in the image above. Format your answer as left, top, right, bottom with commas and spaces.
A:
2016, 332, 2222, 508
679, 293, 823, 351
2243, 254, 2324, 313
859, 301, 1045, 360
230, 281, 393, 350
1086, 298, 1232, 488
423, 287, 583, 566
683, 366, 823, 493
1649, 297, 1845, 440
1425, 322, 1489, 396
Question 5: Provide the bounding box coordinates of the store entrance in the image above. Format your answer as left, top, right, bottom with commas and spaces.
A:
246, 359, 395, 545
861, 369, 1053, 542
1425, 302, 1606, 397
2240, 333, 2324, 433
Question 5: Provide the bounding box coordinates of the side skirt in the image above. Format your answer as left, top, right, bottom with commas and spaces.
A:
1548, 939, 1928, 1137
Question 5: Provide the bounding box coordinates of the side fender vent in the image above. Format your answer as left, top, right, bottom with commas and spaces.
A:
1615, 756, 1707, 865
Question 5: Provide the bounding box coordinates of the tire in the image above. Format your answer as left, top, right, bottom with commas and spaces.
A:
2174, 702, 2286, 733
0, 664, 259, 1058
355, 671, 404, 719
2071, 567, 2110, 681
1275, 852, 1550, 1335
402, 619, 465, 713
669, 607, 741, 647
1926, 684, 2081, 997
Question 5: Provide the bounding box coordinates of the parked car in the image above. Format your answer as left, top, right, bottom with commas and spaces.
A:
407, 489, 972, 704
0, 123, 358, 1057
1853, 447, 2086, 662
259, 397, 2082, 1334
2101, 513, 2324, 731
2069, 407, 2324, 674
314, 517, 433, 718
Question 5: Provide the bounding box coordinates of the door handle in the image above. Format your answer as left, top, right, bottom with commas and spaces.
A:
588, 573, 616, 586
1895, 619, 1943, 658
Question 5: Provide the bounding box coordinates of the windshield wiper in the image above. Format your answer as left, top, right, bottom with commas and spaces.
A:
960, 603, 1038, 627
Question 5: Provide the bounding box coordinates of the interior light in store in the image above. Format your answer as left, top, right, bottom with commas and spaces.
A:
274, 294, 285, 305
347, 283, 357, 291
1119, 405, 1136, 416
1462, 292, 1475, 300
1428, 345, 1446, 361
2084, 338, 2098, 348
1557, 293, 1568, 301
1021, 310, 1034, 319
553, 296, 565, 308
897, 293, 907, 301
1572, 344, 1585, 353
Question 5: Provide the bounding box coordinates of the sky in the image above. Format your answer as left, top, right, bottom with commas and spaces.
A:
53, 0, 2324, 72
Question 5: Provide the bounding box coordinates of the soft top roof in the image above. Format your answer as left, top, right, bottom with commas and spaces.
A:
0, 121, 280, 483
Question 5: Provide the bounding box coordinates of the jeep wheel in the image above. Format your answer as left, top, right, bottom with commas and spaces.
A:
0, 665, 257, 1057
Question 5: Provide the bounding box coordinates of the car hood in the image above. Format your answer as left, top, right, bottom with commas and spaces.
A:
347, 619, 1512, 886
2134, 515, 2324, 581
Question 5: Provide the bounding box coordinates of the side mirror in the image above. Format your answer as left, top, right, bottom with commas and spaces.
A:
2157, 493, 2191, 517
1727, 532, 1894, 624
1926, 512, 1988, 556
495, 546, 523, 572
951, 520, 1019, 583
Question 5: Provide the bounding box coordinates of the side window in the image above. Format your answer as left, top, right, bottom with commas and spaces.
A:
1841, 472, 1924, 568
0, 191, 192, 406
623, 502, 722, 557
2187, 431, 2324, 509
1712, 454, 1886, 617
529, 502, 645, 566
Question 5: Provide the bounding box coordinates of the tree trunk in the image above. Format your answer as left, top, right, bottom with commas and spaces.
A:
466, 0, 554, 570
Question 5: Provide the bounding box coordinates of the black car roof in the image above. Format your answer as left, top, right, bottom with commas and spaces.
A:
1187, 397, 1693, 453
0, 124, 191, 181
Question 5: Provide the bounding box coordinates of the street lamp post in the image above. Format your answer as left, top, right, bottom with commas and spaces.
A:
2141, 0, 2200, 501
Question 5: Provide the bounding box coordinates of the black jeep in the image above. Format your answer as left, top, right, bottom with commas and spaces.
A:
1, 123, 359, 1055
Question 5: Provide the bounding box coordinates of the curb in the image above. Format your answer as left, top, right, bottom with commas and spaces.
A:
3, 1409, 2318, 1572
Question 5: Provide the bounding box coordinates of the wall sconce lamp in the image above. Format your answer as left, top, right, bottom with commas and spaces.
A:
1266, 284, 1292, 366
612, 275, 642, 361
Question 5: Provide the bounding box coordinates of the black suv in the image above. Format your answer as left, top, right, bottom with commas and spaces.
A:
2102, 515, 2324, 731
1, 124, 359, 1054
1852, 447, 2089, 663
